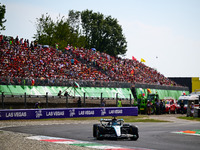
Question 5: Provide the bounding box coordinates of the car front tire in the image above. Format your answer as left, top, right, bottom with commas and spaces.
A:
96, 127, 103, 140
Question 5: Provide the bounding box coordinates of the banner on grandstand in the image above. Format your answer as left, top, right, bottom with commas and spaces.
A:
0, 107, 138, 120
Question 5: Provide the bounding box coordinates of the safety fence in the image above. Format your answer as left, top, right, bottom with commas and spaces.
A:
1, 91, 134, 109
0, 85, 134, 109
0, 84, 190, 109
0, 77, 131, 88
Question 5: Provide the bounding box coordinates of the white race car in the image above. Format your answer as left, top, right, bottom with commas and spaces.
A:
93, 117, 139, 140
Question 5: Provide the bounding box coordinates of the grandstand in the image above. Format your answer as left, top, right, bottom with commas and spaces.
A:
0, 35, 179, 86
0, 35, 189, 109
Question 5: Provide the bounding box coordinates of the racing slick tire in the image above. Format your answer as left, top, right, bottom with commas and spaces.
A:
93, 124, 99, 137
96, 126, 104, 140
129, 125, 139, 141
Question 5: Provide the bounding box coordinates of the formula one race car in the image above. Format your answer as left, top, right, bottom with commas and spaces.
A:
93, 117, 139, 140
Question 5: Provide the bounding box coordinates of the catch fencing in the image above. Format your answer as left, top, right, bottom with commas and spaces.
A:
0, 77, 131, 88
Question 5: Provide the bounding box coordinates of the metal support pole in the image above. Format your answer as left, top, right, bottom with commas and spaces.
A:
24, 92, 27, 108
199, 95, 200, 108
116, 93, 118, 107
84, 93, 86, 107
66, 94, 68, 108
46, 92, 48, 108
101, 93, 103, 106
2, 92, 4, 109
130, 94, 132, 106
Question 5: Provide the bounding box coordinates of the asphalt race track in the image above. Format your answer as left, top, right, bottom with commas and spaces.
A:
1, 119, 200, 150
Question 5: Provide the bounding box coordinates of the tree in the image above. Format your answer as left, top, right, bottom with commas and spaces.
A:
80, 10, 127, 56
34, 13, 86, 49
34, 10, 127, 56
0, 3, 6, 32
53, 15, 71, 48
67, 10, 86, 47
34, 13, 55, 45
67, 10, 81, 34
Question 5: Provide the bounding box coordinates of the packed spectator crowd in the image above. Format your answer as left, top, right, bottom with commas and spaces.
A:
0, 35, 178, 86
72, 47, 178, 86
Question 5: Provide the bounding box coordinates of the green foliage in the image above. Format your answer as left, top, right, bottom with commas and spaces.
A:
24, 115, 168, 122
34, 13, 86, 49
80, 10, 127, 56
34, 13, 55, 45
34, 10, 127, 56
0, 3, 6, 32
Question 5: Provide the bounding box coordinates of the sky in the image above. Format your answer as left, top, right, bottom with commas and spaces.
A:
1, 0, 200, 77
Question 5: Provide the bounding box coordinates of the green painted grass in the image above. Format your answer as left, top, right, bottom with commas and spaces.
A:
177, 116, 200, 122
1, 115, 169, 122
25, 115, 168, 122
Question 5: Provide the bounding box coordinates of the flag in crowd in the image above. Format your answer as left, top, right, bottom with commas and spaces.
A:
141, 58, 146, 63
74, 82, 80, 88
131, 69, 134, 75
132, 56, 137, 61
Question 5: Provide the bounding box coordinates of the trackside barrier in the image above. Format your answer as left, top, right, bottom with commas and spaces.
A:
0, 107, 138, 120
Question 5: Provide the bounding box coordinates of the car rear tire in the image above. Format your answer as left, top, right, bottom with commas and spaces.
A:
129, 125, 139, 141
131, 132, 139, 141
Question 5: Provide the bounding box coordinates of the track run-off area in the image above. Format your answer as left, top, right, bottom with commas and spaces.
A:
0, 114, 200, 150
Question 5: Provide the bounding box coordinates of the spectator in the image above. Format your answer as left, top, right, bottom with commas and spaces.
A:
190, 102, 194, 117
147, 100, 151, 115
101, 99, 106, 107
31, 79, 35, 86
55, 43, 59, 50
58, 90, 62, 96
77, 97, 82, 107
180, 100, 184, 114
155, 100, 160, 115
64, 91, 69, 97
117, 99, 122, 107
0, 35, 181, 87
159, 100, 164, 114
35, 101, 41, 109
